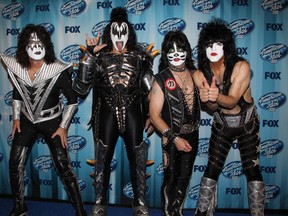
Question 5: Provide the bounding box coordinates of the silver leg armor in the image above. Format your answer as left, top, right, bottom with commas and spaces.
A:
195, 177, 217, 216
248, 181, 265, 216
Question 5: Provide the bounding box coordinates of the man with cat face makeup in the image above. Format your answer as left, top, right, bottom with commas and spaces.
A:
0, 24, 86, 216
149, 30, 200, 216
72, 7, 158, 216
193, 19, 265, 216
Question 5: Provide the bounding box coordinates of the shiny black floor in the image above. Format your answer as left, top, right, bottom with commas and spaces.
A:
0, 196, 286, 216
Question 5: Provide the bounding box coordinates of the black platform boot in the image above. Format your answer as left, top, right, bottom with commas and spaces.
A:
62, 172, 87, 216
53, 147, 87, 216
9, 146, 30, 216
172, 177, 191, 216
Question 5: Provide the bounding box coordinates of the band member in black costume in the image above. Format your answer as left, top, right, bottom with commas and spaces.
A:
0, 24, 86, 216
72, 7, 158, 216
193, 19, 265, 216
149, 31, 200, 216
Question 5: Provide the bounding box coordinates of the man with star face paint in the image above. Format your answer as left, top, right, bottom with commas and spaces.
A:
0, 24, 86, 216
149, 30, 200, 216
193, 19, 265, 216
72, 7, 159, 216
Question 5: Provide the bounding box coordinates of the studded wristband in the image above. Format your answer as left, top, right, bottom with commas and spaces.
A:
162, 128, 178, 143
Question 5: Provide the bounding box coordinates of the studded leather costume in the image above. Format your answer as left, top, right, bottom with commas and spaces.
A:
1, 54, 86, 216
73, 47, 154, 215
155, 68, 200, 216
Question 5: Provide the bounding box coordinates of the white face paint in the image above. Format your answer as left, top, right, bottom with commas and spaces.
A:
167, 43, 187, 67
26, 32, 46, 60
206, 42, 224, 62
110, 22, 129, 52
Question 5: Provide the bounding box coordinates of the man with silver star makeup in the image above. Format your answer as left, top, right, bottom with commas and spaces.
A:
72, 7, 158, 216
149, 30, 200, 216
0, 24, 86, 216
193, 19, 265, 216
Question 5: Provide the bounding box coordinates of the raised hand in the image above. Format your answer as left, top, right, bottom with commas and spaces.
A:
85, 31, 107, 53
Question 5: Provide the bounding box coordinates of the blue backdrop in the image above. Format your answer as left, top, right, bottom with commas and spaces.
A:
0, 0, 287, 211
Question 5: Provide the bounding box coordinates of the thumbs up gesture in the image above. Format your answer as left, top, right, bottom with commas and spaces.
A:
208, 76, 219, 102
199, 76, 219, 103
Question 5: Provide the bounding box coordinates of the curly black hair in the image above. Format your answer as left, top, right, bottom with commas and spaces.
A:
197, 18, 244, 84
101, 7, 137, 52
159, 30, 196, 72
16, 24, 56, 68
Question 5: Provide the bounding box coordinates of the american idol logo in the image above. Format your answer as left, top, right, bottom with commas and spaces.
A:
4, 91, 13, 106
123, 182, 134, 198
137, 42, 149, 50
39, 23, 55, 35
188, 184, 200, 200
229, 19, 254, 38
260, 139, 283, 158
192, 46, 198, 60
110, 158, 118, 171
92, 21, 109, 37
258, 91, 286, 111
222, 161, 243, 178
192, 0, 220, 13
123, 182, 149, 198
60, 44, 84, 63
4, 47, 17, 57
260, 43, 288, 63
61, 0, 86, 17
265, 184, 280, 200
156, 163, 164, 176
261, 0, 288, 14
158, 18, 186, 35
7, 134, 13, 146
78, 179, 86, 192
33, 155, 54, 172
68, 135, 86, 153
2, 3, 24, 20
0, 153, 3, 162
197, 138, 210, 157
124, 0, 151, 14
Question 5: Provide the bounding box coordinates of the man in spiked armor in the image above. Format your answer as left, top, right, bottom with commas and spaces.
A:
72, 7, 158, 216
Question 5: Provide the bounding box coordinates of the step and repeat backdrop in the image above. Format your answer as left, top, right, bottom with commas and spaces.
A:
0, 0, 287, 210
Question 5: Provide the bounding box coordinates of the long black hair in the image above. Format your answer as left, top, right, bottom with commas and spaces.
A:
197, 18, 245, 84
159, 30, 196, 72
16, 24, 56, 68
101, 7, 137, 52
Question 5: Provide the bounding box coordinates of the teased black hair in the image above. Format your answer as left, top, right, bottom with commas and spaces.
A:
197, 18, 245, 84
16, 24, 56, 68
159, 30, 196, 72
